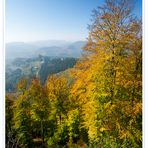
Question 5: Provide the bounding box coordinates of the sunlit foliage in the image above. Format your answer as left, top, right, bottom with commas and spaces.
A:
6, 0, 142, 147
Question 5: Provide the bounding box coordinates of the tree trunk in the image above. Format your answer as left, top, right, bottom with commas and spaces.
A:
41, 120, 44, 147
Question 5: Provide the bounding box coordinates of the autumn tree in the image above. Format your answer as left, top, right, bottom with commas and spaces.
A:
46, 75, 69, 125
46, 75, 82, 147
13, 81, 34, 147
16, 78, 28, 94
28, 79, 50, 146
6, 94, 16, 148
13, 78, 51, 147
46, 75, 69, 146
71, 0, 142, 147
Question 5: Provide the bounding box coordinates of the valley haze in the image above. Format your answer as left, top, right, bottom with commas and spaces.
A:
6, 40, 86, 61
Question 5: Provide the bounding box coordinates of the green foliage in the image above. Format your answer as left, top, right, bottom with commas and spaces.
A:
13, 89, 34, 147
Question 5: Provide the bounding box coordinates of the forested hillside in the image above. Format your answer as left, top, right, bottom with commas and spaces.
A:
6, 56, 77, 92
6, 0, 142, 147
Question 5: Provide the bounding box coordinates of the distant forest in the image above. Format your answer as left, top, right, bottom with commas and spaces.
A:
6, 0, 142, 148
6, 56, 77, 92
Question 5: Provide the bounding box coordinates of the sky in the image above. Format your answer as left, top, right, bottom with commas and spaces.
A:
5, 0, 142, 43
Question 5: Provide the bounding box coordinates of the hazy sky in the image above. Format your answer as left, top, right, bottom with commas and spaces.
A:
6, 0, 142, 43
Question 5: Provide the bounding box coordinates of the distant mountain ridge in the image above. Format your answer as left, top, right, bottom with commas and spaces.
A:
6, 40, 86, 60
